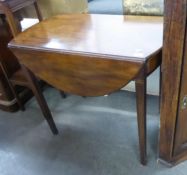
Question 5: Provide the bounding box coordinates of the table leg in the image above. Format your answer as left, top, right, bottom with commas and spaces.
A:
22, 65, 58, 135
60, 91, 67, 98
135, 69, 147, 165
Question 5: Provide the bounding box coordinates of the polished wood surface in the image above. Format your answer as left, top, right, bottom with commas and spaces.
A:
9, 14, 163, 165
159, 0, 187, 166
10, 14, 163, 96
11, 49, 143, 96
174, 34, 187, 156
11, 15, 162, 61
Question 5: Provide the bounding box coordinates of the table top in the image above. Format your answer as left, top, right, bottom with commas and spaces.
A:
10, 14, 163, 62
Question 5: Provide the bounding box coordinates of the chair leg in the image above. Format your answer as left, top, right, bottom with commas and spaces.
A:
135, 69, 147, 165
22, 65, 58, 135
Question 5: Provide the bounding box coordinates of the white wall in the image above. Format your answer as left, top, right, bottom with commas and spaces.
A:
38, 0, 88, 18
123, 68, 160, 96
21, 0, 88, 18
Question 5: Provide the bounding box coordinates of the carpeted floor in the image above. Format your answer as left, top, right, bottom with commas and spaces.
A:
0, 88, 187, 175
88, 0, 124, 15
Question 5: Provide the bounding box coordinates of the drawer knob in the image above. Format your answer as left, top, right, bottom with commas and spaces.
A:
181, 96, 187, 109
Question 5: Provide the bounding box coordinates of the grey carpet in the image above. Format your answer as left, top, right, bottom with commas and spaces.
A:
0, 88, 187, 175
88, 0, 124, 15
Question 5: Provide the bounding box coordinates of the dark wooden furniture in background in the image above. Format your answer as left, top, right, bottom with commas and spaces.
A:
0, 0, 42, 110
0, 0, 58, 135
9, 14, 163, 165
159, 0, 187, 166
0, 1, 27, 112
0, 18, 21, 111
0, 0, 42, 36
